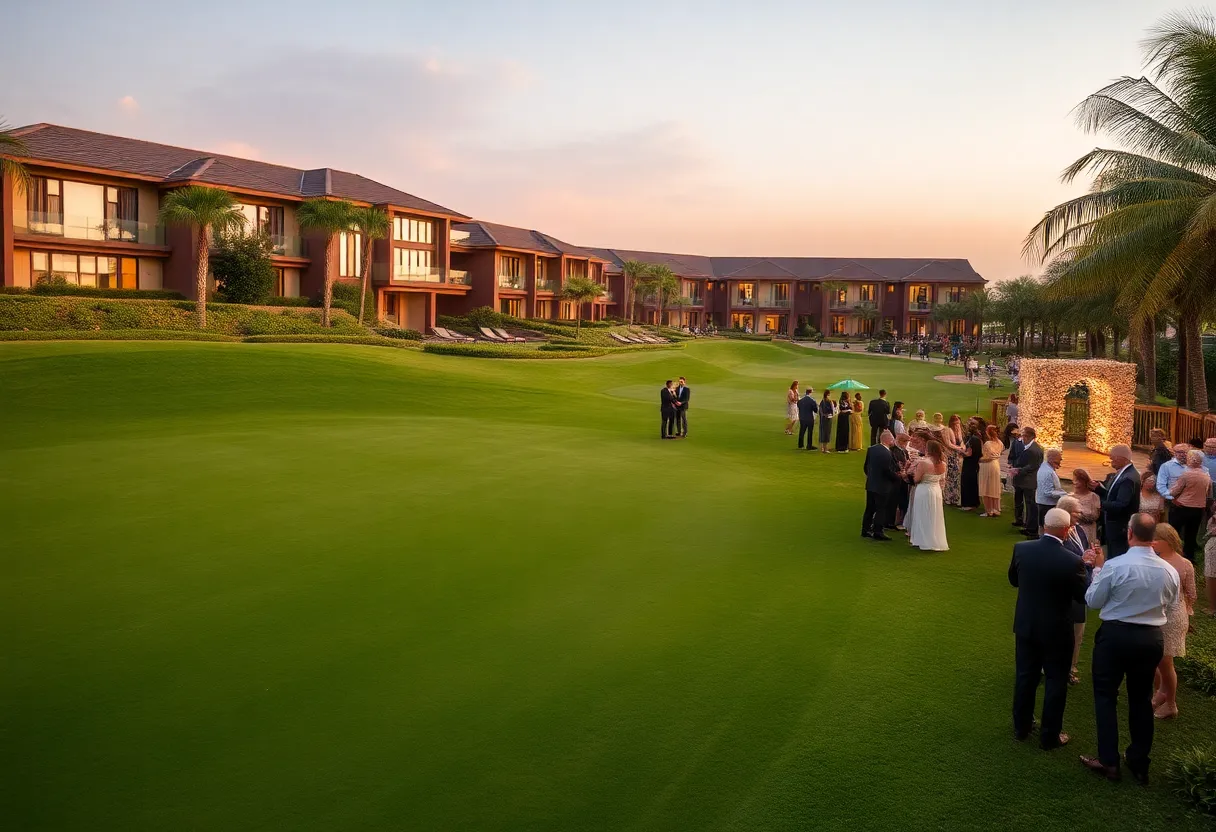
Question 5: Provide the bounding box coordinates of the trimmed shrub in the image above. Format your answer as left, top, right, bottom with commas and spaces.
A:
211, 232, 277, 304
1170, 745, 1216, 816
330, 281, 375, 322
467, 306, 505, 328
373, 327, 424, 341
28, 282, 184, 300
263, 296, 313, 308
242, 334, 418, 348
538, 342, 593, 352
0, 329, 238, 342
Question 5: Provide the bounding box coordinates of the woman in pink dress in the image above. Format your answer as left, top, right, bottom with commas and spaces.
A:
1137, 474, 1164, 522
1151, 524, 1196, 719
1069, 469, 1101, 545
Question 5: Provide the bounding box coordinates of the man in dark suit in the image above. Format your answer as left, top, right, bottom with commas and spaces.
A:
1011, 426, 1044, 537
1008, 507, 1091, 750
1094, 444, 1140, 558
867, 389, 892, 446
674, 376, 691, 438
1008, 430, 1028, 527
796, 387, 818, 450
861, 430, 900, 540
887, 432, 911, 529
660, 380, 677, 439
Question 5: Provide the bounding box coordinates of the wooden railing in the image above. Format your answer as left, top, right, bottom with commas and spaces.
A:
1175, 408, 1216, 444
989, 397, 1213, 448
1132, 404, 1176, 448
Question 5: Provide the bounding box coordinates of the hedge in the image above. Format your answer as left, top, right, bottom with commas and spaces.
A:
372, 327, 424, 341
0, 295, 365, 337
422, 343, 617, 359
263, 296, 314, 307
0, 284, 187, 300
0, 329, 239, 342
241, 334, 419, 348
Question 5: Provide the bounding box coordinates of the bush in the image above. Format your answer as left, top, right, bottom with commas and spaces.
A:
25, 281, 184, 300
422, 342, 623, 359
1170, 745, 1216, 816
211, 232, 277, 304
373, 327, 423, 341
264, 296, 313, 307
330, 281, 375, 322
467, 306, 505, 328
0, 329, 237, 342
538, 342, 593, 352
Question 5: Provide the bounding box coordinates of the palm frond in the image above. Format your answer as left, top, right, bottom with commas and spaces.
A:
1072, 90, 1216, 170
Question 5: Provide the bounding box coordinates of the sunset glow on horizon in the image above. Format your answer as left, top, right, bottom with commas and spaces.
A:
2, 0, 1182, 281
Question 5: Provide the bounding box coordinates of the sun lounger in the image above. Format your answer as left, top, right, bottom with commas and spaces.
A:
493, 328, 526, 343
479, 327, 508, 342
610, 332, 634, 344
432, 327, 475, 343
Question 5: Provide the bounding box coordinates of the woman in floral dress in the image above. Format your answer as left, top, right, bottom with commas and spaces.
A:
941, 414, 965, 507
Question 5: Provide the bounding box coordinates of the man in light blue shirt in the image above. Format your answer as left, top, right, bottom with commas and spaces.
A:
1034, 449, 1067, 533
1080, 513, 1180, 784
1203, 439, 1216, 491
1155, 443, 1190, 504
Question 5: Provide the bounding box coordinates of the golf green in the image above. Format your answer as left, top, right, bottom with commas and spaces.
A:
2, 340, 1213, 830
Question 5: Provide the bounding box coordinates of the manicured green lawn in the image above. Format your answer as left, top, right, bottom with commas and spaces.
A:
1, 340, 1212, 830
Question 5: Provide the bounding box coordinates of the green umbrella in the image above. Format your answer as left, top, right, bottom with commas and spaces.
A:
826, 379, 870, 391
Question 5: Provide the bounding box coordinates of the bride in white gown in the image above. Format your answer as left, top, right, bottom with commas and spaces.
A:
908, 438, 949, 551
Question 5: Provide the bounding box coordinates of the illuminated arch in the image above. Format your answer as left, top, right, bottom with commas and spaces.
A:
1016, 359, 1137, 453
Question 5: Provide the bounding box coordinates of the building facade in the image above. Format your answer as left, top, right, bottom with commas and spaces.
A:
1, 124, 985, 335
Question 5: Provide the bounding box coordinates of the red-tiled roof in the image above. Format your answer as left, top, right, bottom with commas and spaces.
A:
10, 123, 467, 218
589, 249, 983, 283
589, 248, 717, 278
453, 221, 604, 260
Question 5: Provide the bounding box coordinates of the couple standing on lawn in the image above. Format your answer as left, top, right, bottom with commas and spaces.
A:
660, 378, 691, 439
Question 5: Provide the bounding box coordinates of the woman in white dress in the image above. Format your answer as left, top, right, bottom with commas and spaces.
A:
908, 439, 949, 551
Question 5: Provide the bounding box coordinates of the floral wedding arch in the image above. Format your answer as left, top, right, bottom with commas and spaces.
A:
1016, 359, 1137, 453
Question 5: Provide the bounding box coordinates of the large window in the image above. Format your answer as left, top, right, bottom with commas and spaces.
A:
28, 177, 137, 240
30, 251, 136, 288
831, 315, 847, 335
499, 298, 522, 317
338, 231, 363, 277
535, 300, 552, 319
237, 203, 285, 239
946, 286, 967, 304
567, 260, 588, 280
769, 283, 790, 306
736, 282, 755, 305
909, 284, 931, 311
859, 283, 876, 303
499, 255, 524, 289
393, 217, 433, 244
559, 301, 577, 320
730, 312, 754, 331
394, 248, 434, 279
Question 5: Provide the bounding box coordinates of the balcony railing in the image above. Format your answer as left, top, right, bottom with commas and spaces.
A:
448, 269, 470, 285
735, 296, 756, 306
536, 279, 560, 292
376, 265, 471, 285
267, 234, 305, 257
829, 299, 851, 310
498, 273, 525, 289
602, 291, 616, 302
909, 300, 933, 312
682, 295, 704, 306
17, 211, 166, 246
764, 297, 791, 308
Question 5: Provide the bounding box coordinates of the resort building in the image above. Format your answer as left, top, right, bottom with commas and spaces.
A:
445, 222, 613, 322
590, 250, 986, 337
0, 124, 985, 335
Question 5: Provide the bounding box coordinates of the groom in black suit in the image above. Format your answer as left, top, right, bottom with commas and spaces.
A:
867, 389, 892, 446
797, 387, 818, 450
861, 430, 900, 540
1008, 507, 1091, 749
674, 376, 691, 437
1094, 444, 1140, 557
660, 380, 677, 439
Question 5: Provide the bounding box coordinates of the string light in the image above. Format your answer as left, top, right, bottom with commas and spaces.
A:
1017, 359, 1137, 453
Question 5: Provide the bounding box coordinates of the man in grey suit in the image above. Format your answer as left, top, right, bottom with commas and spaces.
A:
1011, 426, 1044, 538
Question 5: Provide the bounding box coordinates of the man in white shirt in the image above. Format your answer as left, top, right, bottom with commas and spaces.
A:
1154, 443, 1190, 505
1035, 449, 1067, 534
1079, 513, 1180, 784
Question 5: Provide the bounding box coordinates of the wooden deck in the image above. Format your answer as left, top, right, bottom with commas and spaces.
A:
1056, 442, 1150, 484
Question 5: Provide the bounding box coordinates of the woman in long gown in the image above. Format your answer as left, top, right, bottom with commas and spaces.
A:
960, 421, 982, 511
835, 395, 852, 452
817, 391, 835, 453
849, 393, 865, 450
978, 425, 1004, 516
909, 439, 949, 551
941, 414, 965, 507
785, 381, 799, 435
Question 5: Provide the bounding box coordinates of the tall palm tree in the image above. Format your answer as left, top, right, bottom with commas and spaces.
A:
159, 186, 245, 328
637, 265, 678, 326
993, 275, 1044, 354
561, 276, 605, 337
621, 260, 653, 324
961, 286, 991, 342
0, 119, 31, 189
853, 301, 879, 340
348, 206, 390, 327
297, 198, 355, 328
1025, 11, 1216, 409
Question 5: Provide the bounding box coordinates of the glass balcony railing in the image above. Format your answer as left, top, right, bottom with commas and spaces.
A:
536, 279, 560, 292
909, 300, 933, 312
498, 273, 525, 289
602, 291, 616, 302
682, 294, 704, 306
829, 299, 851, 310
17, 211, 166, 245
448, 269, 470, 285
267, 234, 305, 257
394, 266, 445, 283
765, 298, 791, 308
736, 296, 756, 306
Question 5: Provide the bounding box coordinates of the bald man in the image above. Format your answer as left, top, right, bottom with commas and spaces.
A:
1094, 445, 1140, 558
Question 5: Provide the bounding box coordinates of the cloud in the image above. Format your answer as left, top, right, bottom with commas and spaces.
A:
117, 95, 139, 113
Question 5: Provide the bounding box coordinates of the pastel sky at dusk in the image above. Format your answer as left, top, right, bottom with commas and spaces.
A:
2, 0, 1183, 281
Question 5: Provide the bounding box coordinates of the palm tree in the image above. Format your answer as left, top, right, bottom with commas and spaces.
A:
1025, 11, 1216, 409
0, 119, 31, 188
992, 276, 1044, 354
297, 198, 355, 328
961, 286, 991, 342
637, 265, 679, 326
158, 186, 245, 328
347, 206, 390, 327
621, 260, 652, 324
561, 276, 605, 337
853, 301, 879, 340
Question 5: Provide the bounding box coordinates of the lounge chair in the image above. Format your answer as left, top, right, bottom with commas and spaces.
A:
493, 328, 526, 343
479, 327, 509, 342
432, 327, 475, 343
610, 332, 634, 344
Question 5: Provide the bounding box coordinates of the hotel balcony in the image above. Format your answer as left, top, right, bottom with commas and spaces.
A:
376, 265, 470, 286
536, 279, 560, 292
734, 297, 756, 307
498, 273, 525, 290
16, 211, 166, 246
828, 299, 851, 311
909, 300, 933, 312
267, 234, 306, 258
763, 297, 791, 308
601, 291, 615, 302
682, 294, 704, 306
